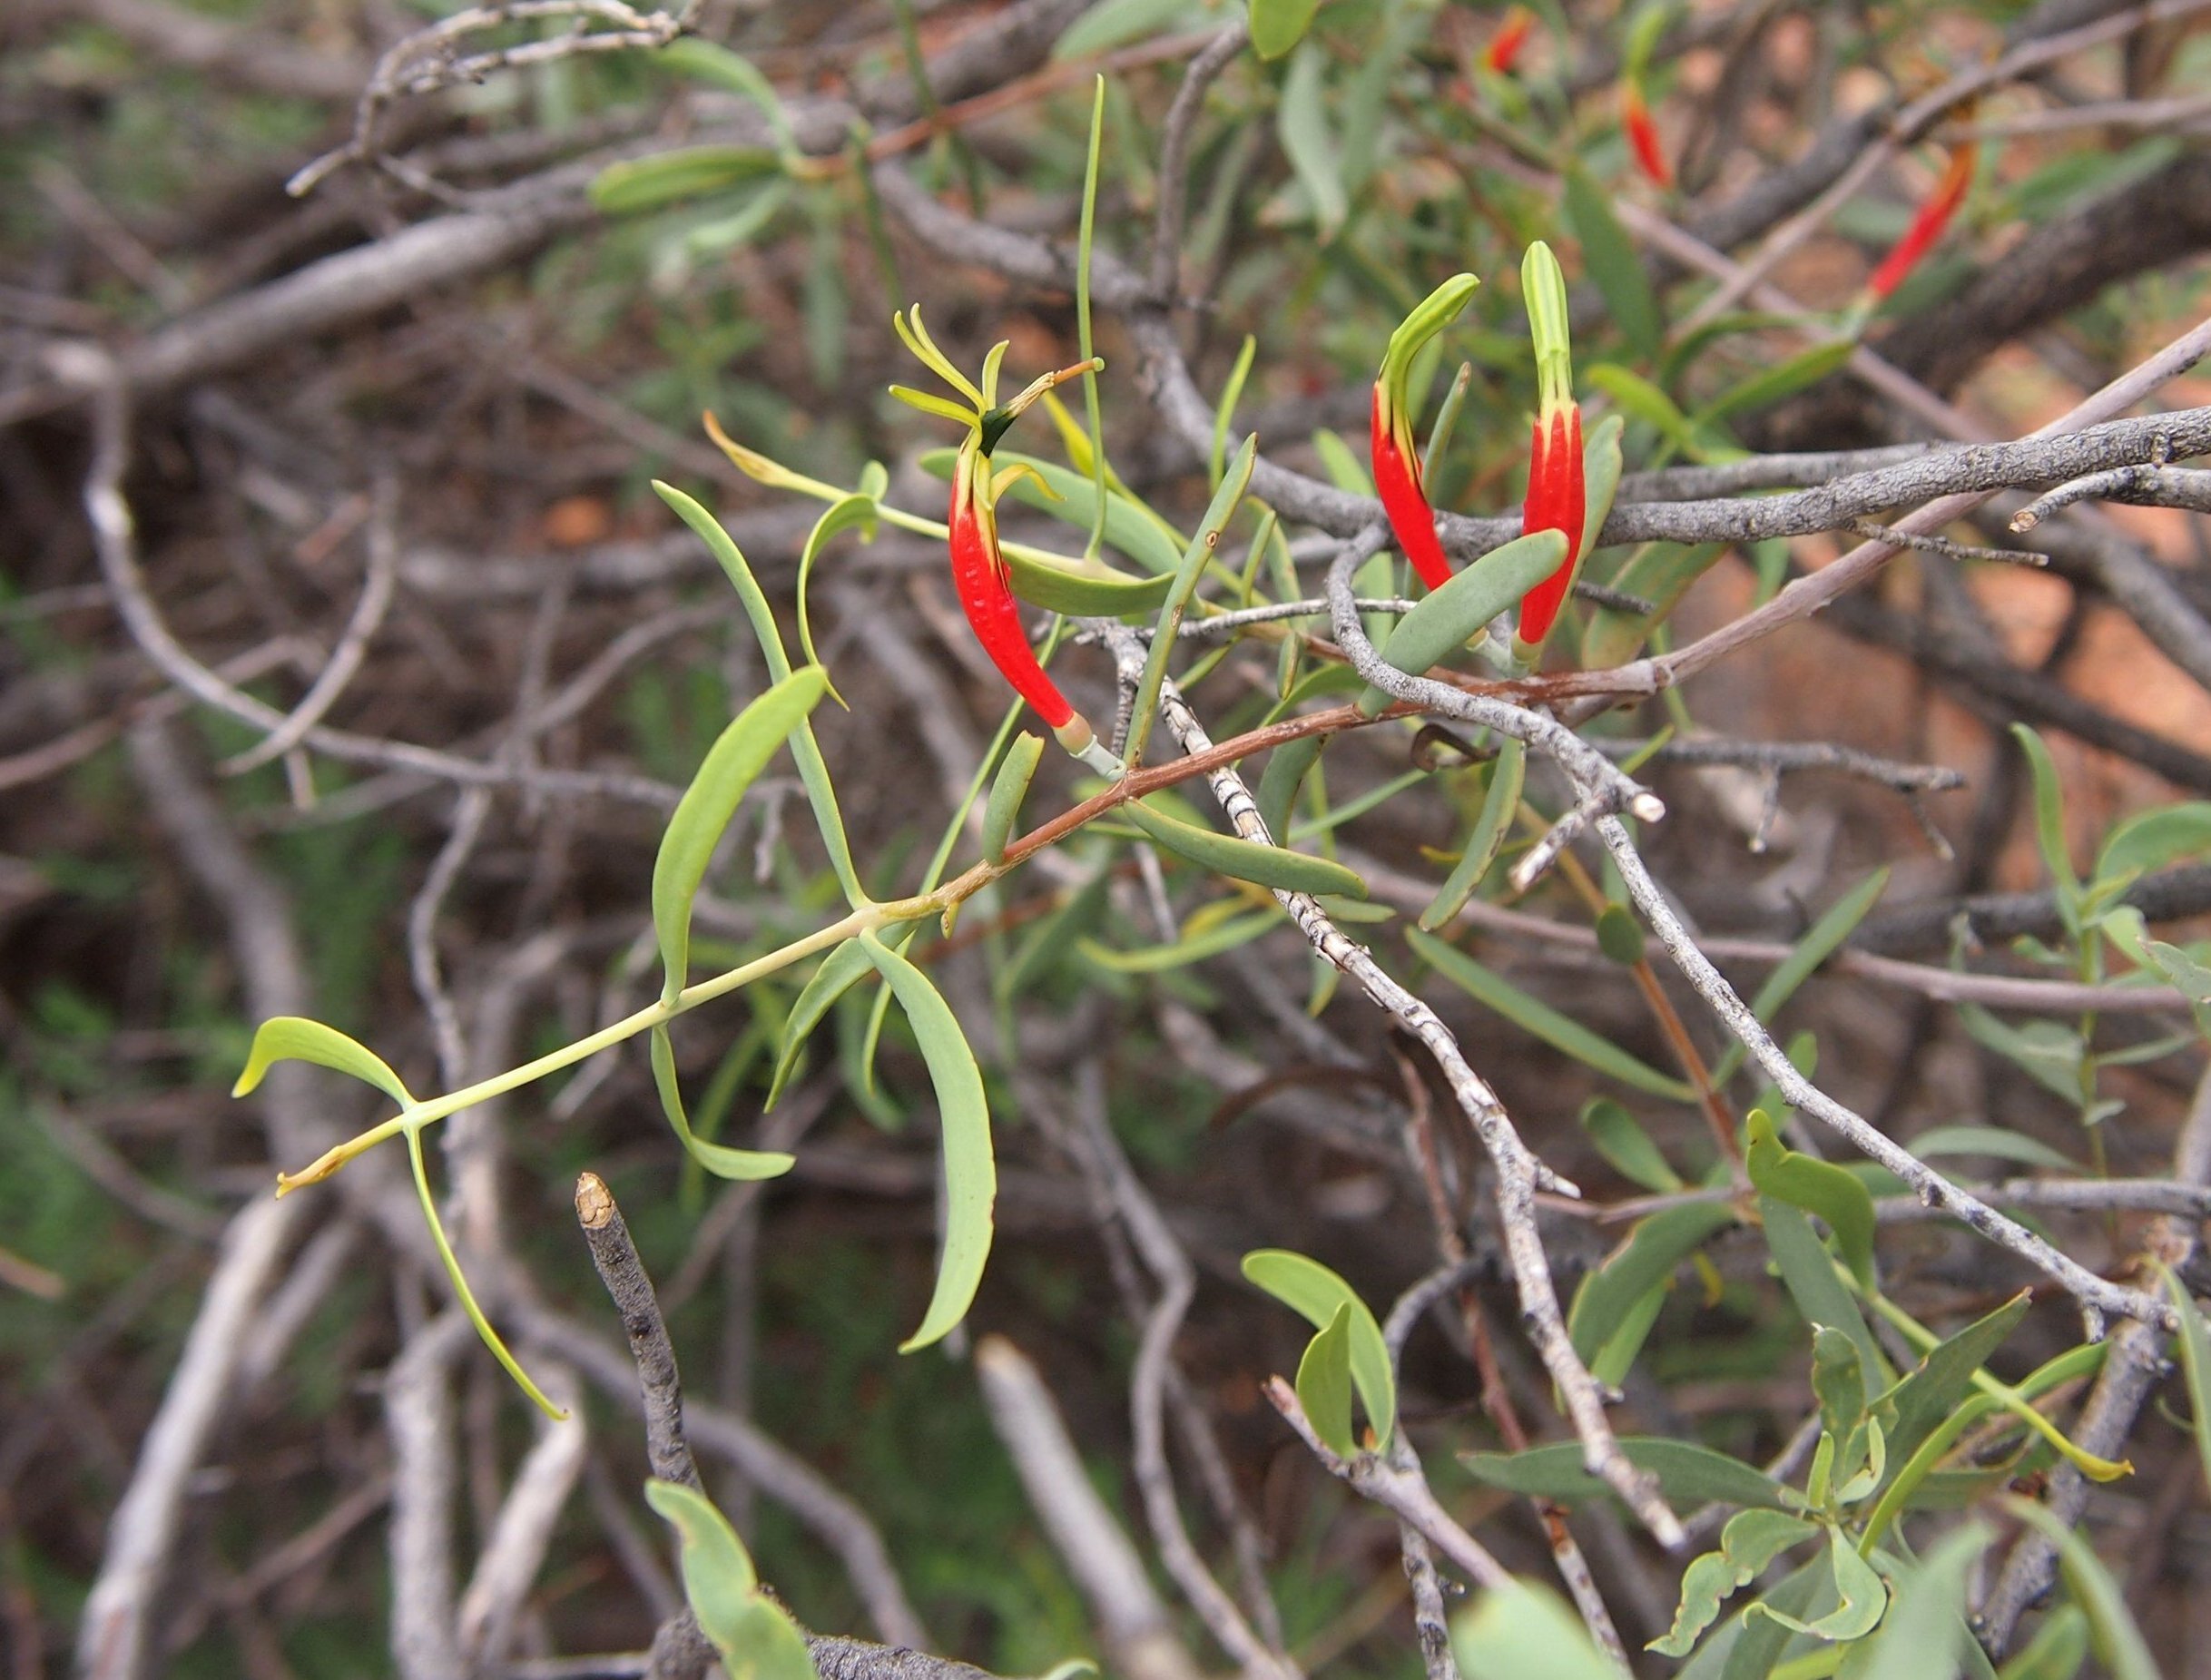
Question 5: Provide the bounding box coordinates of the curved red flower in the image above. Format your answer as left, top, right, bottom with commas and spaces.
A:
1514, 241, 1587, 649
1868, 140, 1976, 300
1370, 272, 1481, 593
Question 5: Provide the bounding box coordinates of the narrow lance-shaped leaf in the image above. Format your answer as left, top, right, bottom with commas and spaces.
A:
1407, 927, 1697, 1101
1255, 735, 1324, 847
1712, 869, 1889, 1088
1241, 1249, 1396, 1448
765, 938, 876, 1110
862, 932, 996, 1353
1249, 0, 1324, 59
1759, 1195, 1886, 1393
406, 1126, 566, 1420
1580, 1095, 1685, 1192
655, 481, 863, 904
1124, 800, 1369, 900
1295, 1302, 1358, 1458
1355, 529, 1567, 716
651, 1025, 797, 1182
1568, 1202, 1735, 1370
234, 1016, 414, 1106
652, 667, 830, 1004
1566, 169, 1662, 362
2001, 1498, 2160, 1680
1461, 1437, 1791, 1510
980, 732, 1046, 860
1421, 738, 1526, 931
795, 494, 881, 706
2157, 1262, 2211, 1496
1875, 1291, 2031, 1472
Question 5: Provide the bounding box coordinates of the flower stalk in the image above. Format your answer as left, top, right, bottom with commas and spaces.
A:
1513, 241, 1587, 653
1370, 272, 1481, 592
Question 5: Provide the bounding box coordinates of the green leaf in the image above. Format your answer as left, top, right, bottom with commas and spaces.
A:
590, 146, 783, 214
1747, 1109, 1876, 1291
1127, 436, 1258, 761
2095, 801, 2211, 887
1356, 530, 1568, 716
918, 447, 1183, 578
1452, 1580, 1617, 1680
1407, 928, 1697, 1101
1695, 339, 1856, 427
652, 667, 830, 1004
1578, 415, 1626, 563
1956, 1005, 2088, 1106
1713, 869, 1889, 1087
795, 494, 880, 702
1078, 906, 1283, 973
1876, 1292, 2031, 1472
1276, 44, 1344, 233
1251, 0, 1324, 60
651, 1026, 798, 1181
1568, 1202, 1735, 1371
1694, 1557, 1823, 1680
981, 732, 1045, 860
644, 1481, 820, 1680
2157, 1262, 2211, 1496
405, 1127, 566, 1420
1760, 1195, 1884, 1389
1295, 1302, 1358, 1457
1580, 540, 1728, 668
654, 483, 862, 907
1421, 739, 1525, 930
653, 41, 794, 150
1565, 168, 1662, 361
1906, 1125, 2078, 1174
1125, 800, 1368, 899
1256, 735, 1324, 848
233, 1016, 413, 1106
766, 939, 875, 1110
1999, 1603, 2089, 1680
1055, 0, 1209, 59
1847, 1521, 1990, 1680
1212, 335, 1258, 489
2001, 1498, 2160, 1680
2010, 724, 2081, 932
862, 932, 995, 1352
1746, 1528, 1887, 1643
1461, 1438, 1791, 1510
1579, 1095, 1684, 1192
1649, 1509, 1822, 1657
1241, 1249, 1395, 1449
1587, 364, 1701, 453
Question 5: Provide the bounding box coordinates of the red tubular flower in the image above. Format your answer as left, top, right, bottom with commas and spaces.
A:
1371, 272, 1481, 593
1514, 241, 1587, 649
1621, 78, 1671, 189
948, 437, 1103, 762
1867, 139, 1977, 300
1483, 5, 1535, 74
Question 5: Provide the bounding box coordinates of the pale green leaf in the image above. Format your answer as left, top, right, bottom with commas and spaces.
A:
2157, 1262, 2211, 1496
591, 146, 782, 214
1356, 530, 1567, 716
766, 938, 875, 1110
1565, 168, 1661, 361
234, 1016, 413, 1106
981, 732, 1045, 860
1421, 738, 1525, 930
1127, 436, 1257, 761
1241, 1249, 1395, 1448
1747, 1108, 1877, 1291
1125, 801, 1368, 899
1579, 1095, 1684, 1192
1276, 45, 1344, 232
652, 668, 830, 1003
863, 932, 995, 1352
2000, 1498, 2159, 1680
1251, 0, 1324, 60
1407, 928, 1697, 1100
651, 1026, 798, 1181
1295, 1302, 1358, 1457
1461, 1438, 1790, 1510
1452, 1580, 1617, 1680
